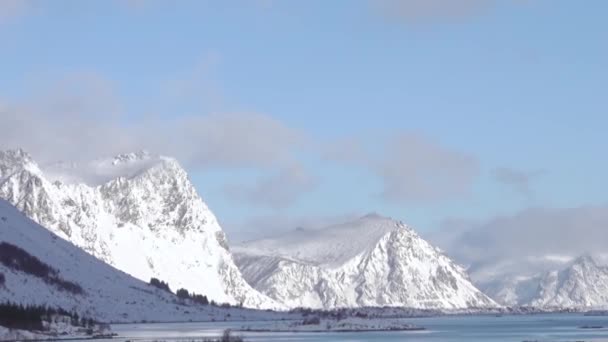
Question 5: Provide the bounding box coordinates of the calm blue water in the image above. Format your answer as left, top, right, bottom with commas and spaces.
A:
106, 314, 608, 342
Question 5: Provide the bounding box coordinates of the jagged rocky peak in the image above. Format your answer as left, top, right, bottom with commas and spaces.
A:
0, 148, 280, 310
112, 150, 153, 165
0, 148, 38, 178
0, 148, 32, 164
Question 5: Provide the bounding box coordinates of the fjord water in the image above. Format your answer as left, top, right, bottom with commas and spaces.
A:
108, 314, 608, 342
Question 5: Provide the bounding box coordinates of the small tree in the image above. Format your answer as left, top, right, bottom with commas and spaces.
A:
149, 278, 171, 292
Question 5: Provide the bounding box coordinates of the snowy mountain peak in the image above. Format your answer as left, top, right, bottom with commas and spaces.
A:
0, 148, 32, 165
0, 148, 280, 309
235, 216, 497, 309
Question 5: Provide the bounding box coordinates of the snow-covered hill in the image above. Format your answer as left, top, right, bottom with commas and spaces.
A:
0, 149, 279, 309
480, 255, 608, 308
233, 214, 497, 310
0, 199, 285, 322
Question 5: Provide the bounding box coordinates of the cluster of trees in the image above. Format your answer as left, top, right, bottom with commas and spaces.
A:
149, 278, 212, 306
0, 302, 95, 331
0, 242, 83, 295
176, 288, 210, 305
149, 278, 171, 292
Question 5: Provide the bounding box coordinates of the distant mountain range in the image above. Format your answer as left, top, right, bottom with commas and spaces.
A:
1, 148, 607, 312
478, 255, 608, 308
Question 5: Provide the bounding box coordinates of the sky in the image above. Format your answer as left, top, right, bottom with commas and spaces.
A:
1, 0, 607, 251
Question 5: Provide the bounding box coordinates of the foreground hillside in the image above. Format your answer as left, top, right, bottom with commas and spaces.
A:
0, 199, 284, 323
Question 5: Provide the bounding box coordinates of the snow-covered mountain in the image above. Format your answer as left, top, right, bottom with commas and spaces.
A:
480, 255, 608, 308
0, 149, 279, 309
233, 214, 497, 310
0, 198, 284, 322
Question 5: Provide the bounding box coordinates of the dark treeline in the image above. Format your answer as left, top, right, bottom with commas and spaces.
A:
149, 278, 211, 306
0, 242, 83, 295
176, 288, 210, 305
0, 302, 95, 331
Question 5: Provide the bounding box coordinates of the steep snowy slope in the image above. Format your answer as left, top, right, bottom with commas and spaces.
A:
480, 255, 608, 308
0, 199, 283, 322
234, 214, 497, 309
0, 149, 278, 309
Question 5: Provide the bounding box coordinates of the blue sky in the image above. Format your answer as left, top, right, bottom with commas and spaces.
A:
1, 0, 607, 241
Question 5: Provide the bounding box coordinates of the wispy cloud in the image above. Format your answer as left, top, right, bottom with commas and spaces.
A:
224, 212, 364, 243
493, 167, 545, 197
0, 70, 318, 210
0, 71, 303, 169
223, 163, 317, 209
377, 134, 478, 202
325, 133, 479, 203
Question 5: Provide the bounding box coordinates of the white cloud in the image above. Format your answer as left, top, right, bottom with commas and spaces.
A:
431, 205, 608, 267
